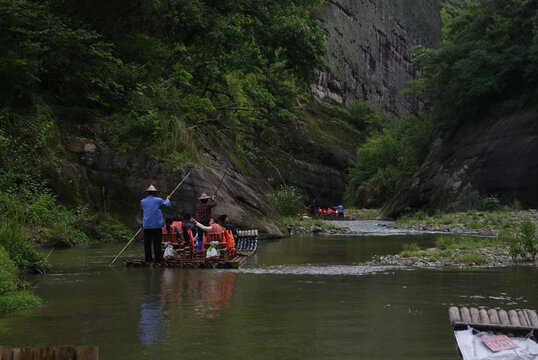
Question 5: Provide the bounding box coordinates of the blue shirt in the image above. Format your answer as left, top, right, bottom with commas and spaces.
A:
334, 205, 344, 212
141, 195, 170, 229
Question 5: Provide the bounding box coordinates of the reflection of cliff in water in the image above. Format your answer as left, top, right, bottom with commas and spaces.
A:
160, 269, 236, 319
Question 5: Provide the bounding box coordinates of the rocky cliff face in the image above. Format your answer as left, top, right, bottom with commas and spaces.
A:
44, 135, 287, 237
314, 0, 441, 114
381, 107, 538, 218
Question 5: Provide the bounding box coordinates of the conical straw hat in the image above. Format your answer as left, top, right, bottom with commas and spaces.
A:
145, 184, 159, 192
198, 192, 210, 200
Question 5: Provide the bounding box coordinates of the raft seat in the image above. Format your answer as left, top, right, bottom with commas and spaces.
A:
162, 233, 179, 244
205, 232, 229, 259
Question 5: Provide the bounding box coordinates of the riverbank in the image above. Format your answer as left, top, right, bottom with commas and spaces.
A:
368, 217, 537, 269
390, 209, 538, 237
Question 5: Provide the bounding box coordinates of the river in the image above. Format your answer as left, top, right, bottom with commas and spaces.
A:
1, 221, 537, 359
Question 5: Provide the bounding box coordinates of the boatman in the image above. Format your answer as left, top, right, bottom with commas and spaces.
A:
334, 204, 344, 218
141, 185, 170, 263
195, 193, 217, 251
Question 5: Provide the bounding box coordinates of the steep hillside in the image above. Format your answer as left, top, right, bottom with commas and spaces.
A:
313, 0, 441, 114
381, 107, 538, 218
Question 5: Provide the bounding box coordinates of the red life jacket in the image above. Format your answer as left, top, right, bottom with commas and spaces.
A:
171, 221, 183, 240
224, 230, 235, 251
204, 223, 224, 245
209, 223, 224, 234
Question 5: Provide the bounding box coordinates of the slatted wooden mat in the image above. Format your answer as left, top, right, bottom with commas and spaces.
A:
449, 307, 538, 327
449, 306, 538, 338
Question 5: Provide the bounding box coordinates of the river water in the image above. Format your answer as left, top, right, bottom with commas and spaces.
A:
1, 221, 537, 359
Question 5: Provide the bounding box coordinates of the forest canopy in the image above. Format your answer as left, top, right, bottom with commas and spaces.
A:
410, 0, 538, 127
1, 0, 326, 166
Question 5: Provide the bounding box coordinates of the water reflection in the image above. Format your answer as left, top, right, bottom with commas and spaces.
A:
160, 269, 236, 319
138, 271, 169, 345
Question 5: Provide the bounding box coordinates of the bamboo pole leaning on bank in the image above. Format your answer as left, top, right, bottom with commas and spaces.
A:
109, 170, 192, 266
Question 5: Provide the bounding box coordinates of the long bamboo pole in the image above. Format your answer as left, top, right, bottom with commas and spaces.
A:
212, 172, 227, 198
109, 171, 192, 266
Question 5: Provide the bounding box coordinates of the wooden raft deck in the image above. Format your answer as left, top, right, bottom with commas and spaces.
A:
123, 250, 256, 269
449, 306, 538, 337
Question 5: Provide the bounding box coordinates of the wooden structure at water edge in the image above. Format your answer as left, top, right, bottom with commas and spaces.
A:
123, 230, 258, 269
0, 345, 98, 360
449, 306, 538, 359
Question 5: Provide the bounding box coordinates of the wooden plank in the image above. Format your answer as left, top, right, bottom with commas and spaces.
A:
55, 346, 76, 360
34, 346, 55, 360
453, 321, 535, 334
498, 310, 510, 325
525, 309, 538, 327
516, 310, 529, 327
508, 310, 521, 326
470, 308, 480, 323
449, 307, 461, 323
11, 348, 33, 360
0, 346, 12, 360
488, 309, 500, 324
460, 307, 472, 323
76, 345, 99, 360
479, 309, 491, 324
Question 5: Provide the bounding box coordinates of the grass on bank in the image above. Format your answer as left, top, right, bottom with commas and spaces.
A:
395, 207, 538, 237
396, 219, 537, 266
0, 247, 41, 314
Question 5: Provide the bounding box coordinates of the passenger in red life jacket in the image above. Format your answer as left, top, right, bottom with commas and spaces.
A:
170, 217, 182, 235
190, 216, 223, 248
162, 217, 174, 234
318, 208, 323, 217
322, 209, 327, 216
218, 214, 236, 252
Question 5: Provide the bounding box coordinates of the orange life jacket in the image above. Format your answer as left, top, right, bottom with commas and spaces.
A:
204, 223, 224, 245
171, 221, 184, 240
224, 229, 235, 251
209, 223, 224, 234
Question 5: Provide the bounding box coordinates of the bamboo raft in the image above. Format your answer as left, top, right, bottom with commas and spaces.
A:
123, 230, 258, 269
449, 307, 538, 359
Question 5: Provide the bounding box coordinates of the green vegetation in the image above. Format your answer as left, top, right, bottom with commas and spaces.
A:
268, 185, 306, 217
0, 0, 326, 312
410, 0, 538, 128
504, 218, 537, 261
482, 196, 501, 211
0, 246, 41, 314
456, 253, 486, 266
346, 113, 435, 207
395, 208, 537, 238
1, 0, 326, 167
400, 243, 428, 258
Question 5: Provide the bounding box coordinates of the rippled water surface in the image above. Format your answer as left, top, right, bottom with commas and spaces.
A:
1, 221, 537, 359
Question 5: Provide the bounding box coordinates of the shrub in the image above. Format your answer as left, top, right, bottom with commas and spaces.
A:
435, 236, 454, 250
519, 218, 537, 261
414, 210, 427, 220
0, 220, 48, 273
457, 253, 486, 265
482, 196, 501, 211
268, 185, 305, 217
0, 247, 17, 296
400, 243, 427, 257
0, 293, 42, 314
502, 219, 537, 261
97, 214, 130, 242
